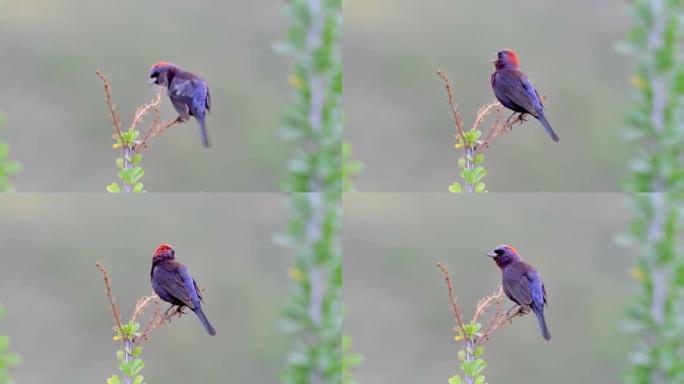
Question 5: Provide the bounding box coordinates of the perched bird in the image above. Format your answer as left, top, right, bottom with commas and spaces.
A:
487, 245, 550, 340
149, 62, 211, 148
150, 244, 216, 336
490, 49, 559, 142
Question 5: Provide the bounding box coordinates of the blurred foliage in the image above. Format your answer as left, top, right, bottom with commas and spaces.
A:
107, 130, 145, 194
448, 130, 486, 194
107, 321, 146, 384
448, 322, 488, 384
619, 0, 684, 382
0, 304, 20, 384
277, 0, 359, 383
0, 114, 20, 192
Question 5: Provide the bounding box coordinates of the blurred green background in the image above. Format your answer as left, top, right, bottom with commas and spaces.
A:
0, 0, 290, 191
344, 194, 632, 383
0, 194, 290, 383
344, 0, 631, 191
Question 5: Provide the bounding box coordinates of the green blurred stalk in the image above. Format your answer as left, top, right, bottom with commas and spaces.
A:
621, 0, 684, 382
277, 0, 361, 382
0, 113, 20, 192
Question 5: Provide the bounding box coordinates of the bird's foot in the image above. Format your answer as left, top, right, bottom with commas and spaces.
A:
163, 305, 176, 317
505, 112, 517, 125
505, 306, 526, 322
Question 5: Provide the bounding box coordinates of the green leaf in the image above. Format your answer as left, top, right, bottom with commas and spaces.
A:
474, 153, 484, 165
458, 158, 466, 170
133, 182, 144, 193
106, 183, 121, 193
472, 166, 486, 183
474, 346, 484, 357
107, 375, 121, 384
130, 358, 144, 375
448, 183, 462, 193
448, 375, 463, 384
474, 182, 486, 193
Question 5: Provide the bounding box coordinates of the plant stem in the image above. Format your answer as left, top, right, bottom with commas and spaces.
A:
123, 339, 133, 384
464, 146, 474, 193
122, 146, 134, 193
464, 338, 474, 384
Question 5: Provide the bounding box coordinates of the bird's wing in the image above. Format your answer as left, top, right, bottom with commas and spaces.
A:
504, 271, 532, 306
155, 264, 196, 309
206, 86, 211, 113
520, 75, 544, 114
525, 270, 545, 308
193, 278, 204, 303
171, 78, 209, 111
495, 70, 538, 115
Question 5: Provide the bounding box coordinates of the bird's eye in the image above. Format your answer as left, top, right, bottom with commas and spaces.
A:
151, 71, 159, 78
495, 249, 504, 255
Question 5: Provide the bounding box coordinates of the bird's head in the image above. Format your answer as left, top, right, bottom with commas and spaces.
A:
487, 244, 521, 268
491, 49, 520, 70
149, 62, 179, 86
152, 243, 175, 264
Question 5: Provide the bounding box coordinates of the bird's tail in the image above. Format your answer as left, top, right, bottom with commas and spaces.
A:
533, 307, 551, 341
537, 112, 559, 143
194, 307, 216, 336
198, 117, 210, 148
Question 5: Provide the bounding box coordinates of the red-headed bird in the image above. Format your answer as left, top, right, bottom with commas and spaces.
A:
149, 62, 211, 148
487, 245, 550, 340
491, 49, 559, 142
150, 244, 216, 336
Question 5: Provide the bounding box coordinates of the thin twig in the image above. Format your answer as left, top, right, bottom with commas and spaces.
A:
96, 262, 124, 333
134, 116, 181, 154
95, 70, 124, 145
436, 262, 467, 336
436, 70, 464, 140
476, 109, 526, 153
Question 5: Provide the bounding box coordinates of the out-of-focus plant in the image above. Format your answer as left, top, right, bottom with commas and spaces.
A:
96, 263, 182, 384
0, 304, 20, 384
275, 0, 360, 383
96, 70, 179, 193
618, 1, 684, 383
0, 113, 21, 192
437, 263, 525, 384
436, 70, 525, 193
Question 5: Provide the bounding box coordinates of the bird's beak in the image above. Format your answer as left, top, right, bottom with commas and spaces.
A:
486, 250, 497, 257
148, 78, 157, 85
488, 52, 497, 63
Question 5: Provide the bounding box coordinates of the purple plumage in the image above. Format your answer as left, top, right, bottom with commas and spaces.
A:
491, 49, 559, 142
149, 62, 211, 148
151, 244, 216, 336
487, 245, 550, 341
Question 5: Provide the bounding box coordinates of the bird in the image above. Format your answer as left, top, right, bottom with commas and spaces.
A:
490, 49, 559, 142
487, 244, 550, 340
149, 62, 211, 148
150, 243, 216, 336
